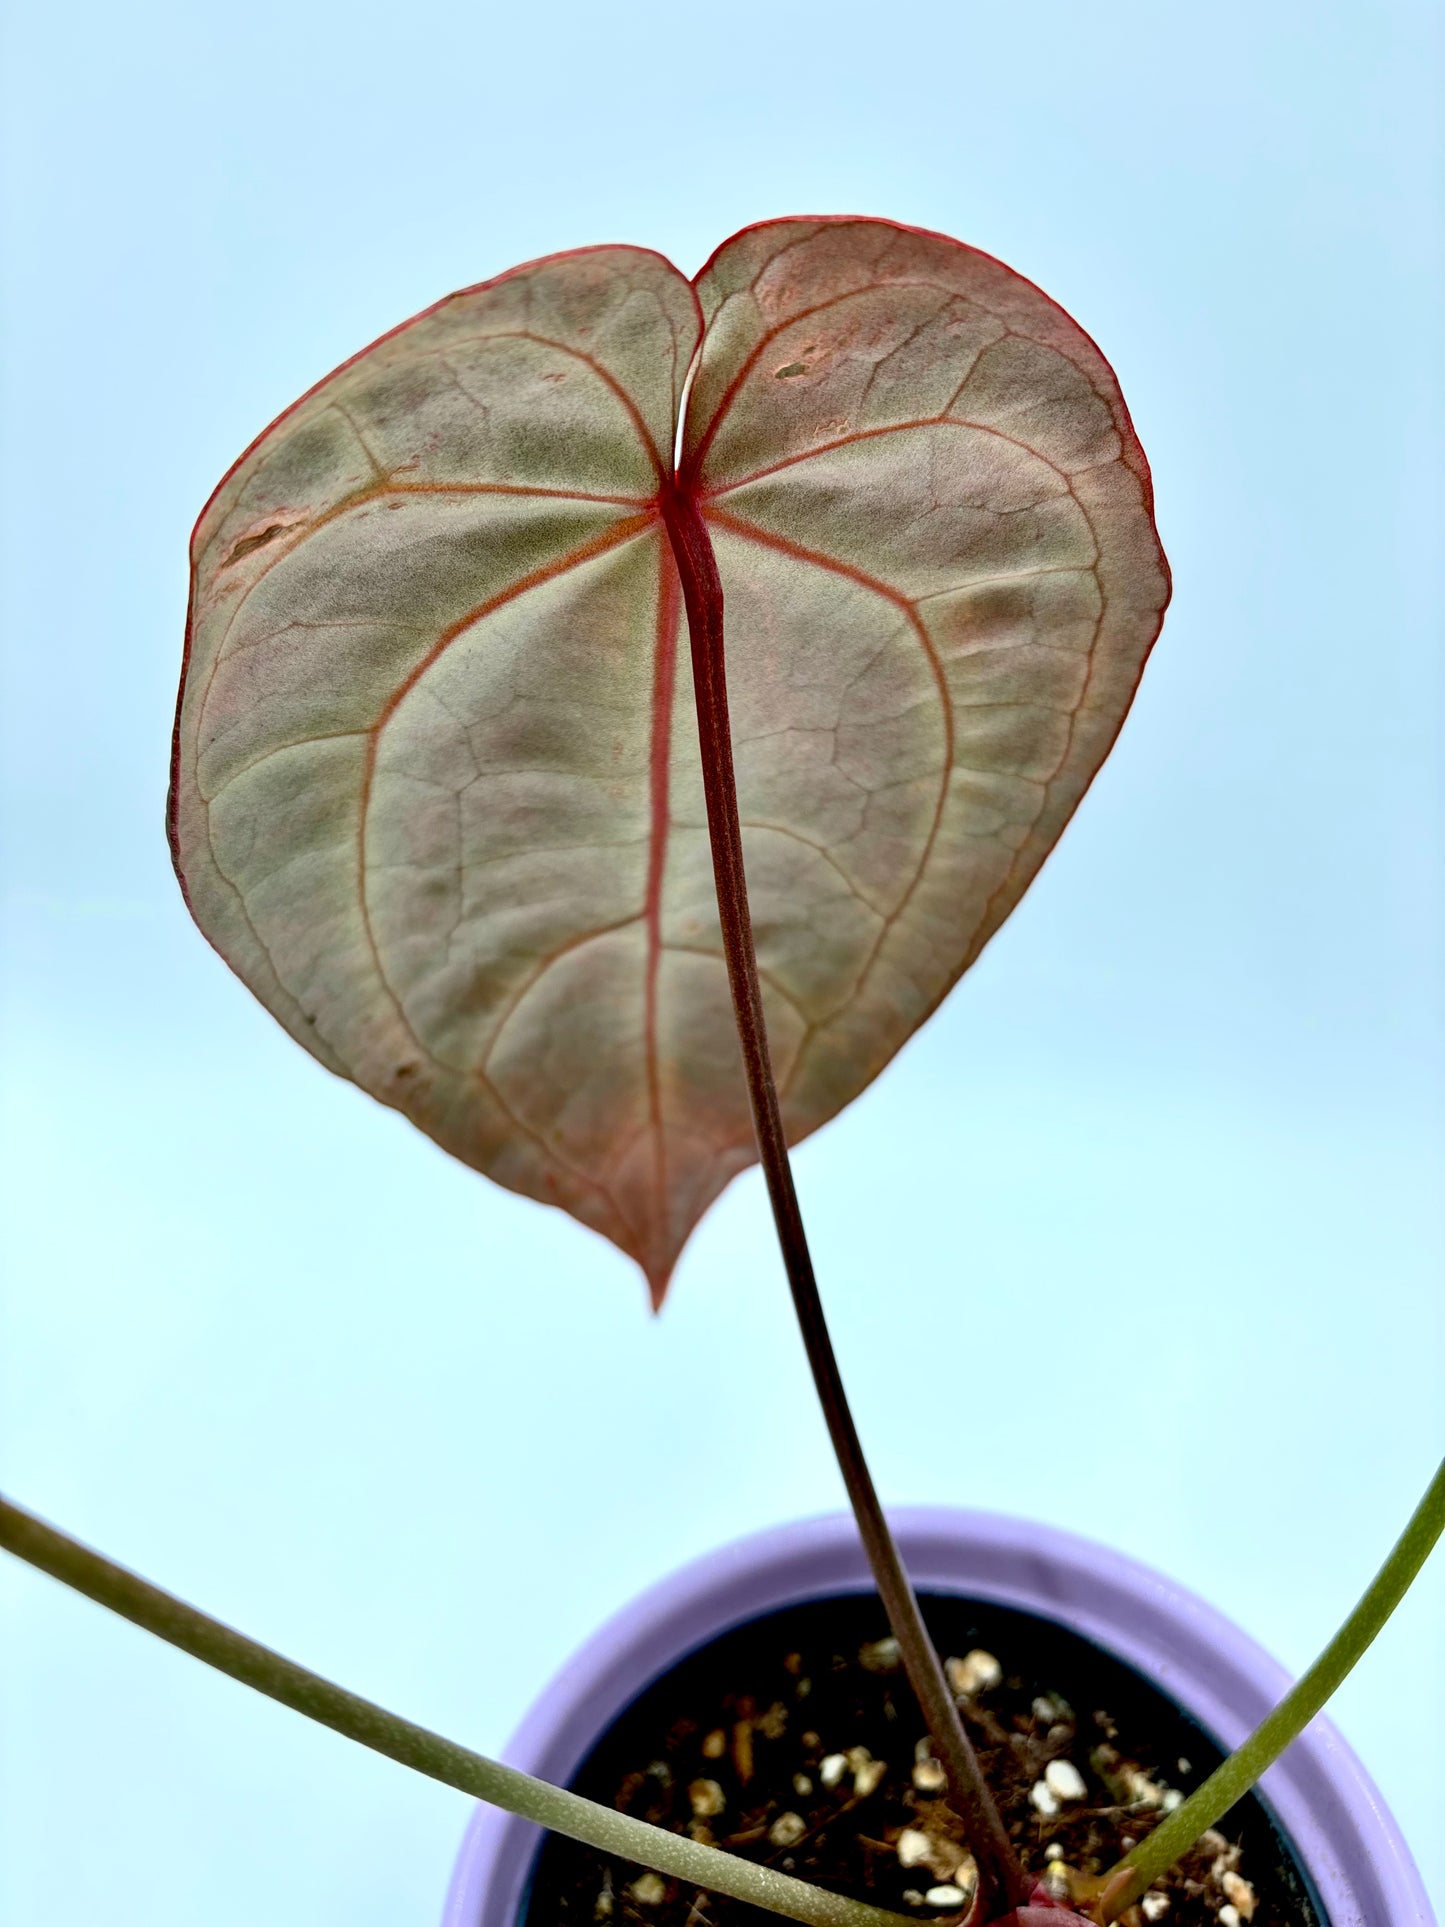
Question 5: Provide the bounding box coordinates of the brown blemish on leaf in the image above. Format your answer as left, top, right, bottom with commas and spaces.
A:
222, 519, 298, 566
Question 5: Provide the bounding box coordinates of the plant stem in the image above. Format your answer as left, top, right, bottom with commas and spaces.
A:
0, 1493, 913, 1927
660, 480, 1028, 1918
1098, 1454, 1445, 1921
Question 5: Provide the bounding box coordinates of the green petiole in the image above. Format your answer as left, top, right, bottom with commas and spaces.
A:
0, 1495, 912, 1927
1100, 1455, 1445, 1920
8, 1456, 1442, 1927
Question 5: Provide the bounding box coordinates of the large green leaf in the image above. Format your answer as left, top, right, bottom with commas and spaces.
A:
172, 218, 1169, 1301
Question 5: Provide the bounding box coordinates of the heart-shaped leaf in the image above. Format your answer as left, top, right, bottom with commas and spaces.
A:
171, 218, 1169, 1301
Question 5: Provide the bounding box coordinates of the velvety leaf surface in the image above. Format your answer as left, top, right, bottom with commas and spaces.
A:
172, 219, 1168, 1300
684, 220, 1170, 1181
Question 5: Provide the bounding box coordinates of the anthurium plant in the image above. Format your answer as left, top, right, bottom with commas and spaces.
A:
2, 216, 1440, 1927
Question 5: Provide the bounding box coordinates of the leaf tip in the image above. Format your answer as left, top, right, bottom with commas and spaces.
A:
645, 1261, 675, 1315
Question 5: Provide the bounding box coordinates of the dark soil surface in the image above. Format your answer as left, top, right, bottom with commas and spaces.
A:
522, 1593, 1324, 1927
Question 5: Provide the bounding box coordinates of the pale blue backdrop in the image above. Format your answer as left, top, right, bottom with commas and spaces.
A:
1, 2, 1441, 1922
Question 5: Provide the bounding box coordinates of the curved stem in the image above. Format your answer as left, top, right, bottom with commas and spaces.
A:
1099, 1454, 1445, 1920
659, 480, 1028, 1918
0, 1494, 912, 1927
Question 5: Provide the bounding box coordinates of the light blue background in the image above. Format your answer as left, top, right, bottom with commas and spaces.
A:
2, 2, 1441, 1922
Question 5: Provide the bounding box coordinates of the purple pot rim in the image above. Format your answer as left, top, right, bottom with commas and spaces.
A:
443, 1508, 1434, 1927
